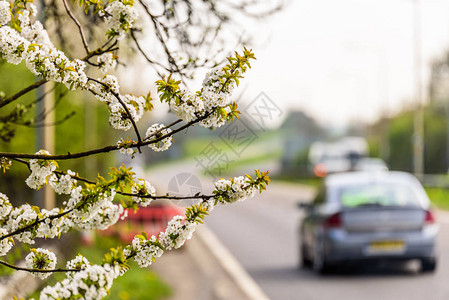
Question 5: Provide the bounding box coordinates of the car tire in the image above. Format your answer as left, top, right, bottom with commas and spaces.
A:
300, 244, 312, 269
421, 257, 437, 273
313, 241, 330, 274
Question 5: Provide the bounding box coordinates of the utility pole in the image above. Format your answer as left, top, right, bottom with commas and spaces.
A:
413, 0, 424, 179
35, 0, 55, 210
84, 100, 97, 179
43, 82, 55, 210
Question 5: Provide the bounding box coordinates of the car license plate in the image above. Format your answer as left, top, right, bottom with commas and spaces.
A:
366, 241, 405, 254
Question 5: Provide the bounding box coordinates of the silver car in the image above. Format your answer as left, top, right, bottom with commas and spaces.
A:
299, 171, 438, 274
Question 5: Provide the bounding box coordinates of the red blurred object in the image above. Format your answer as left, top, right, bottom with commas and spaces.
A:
425, 210, 436, 224
100, 204, 184, 242
323, 213, 342, 228
314, 163, 328, 178
80, 231, 95, 246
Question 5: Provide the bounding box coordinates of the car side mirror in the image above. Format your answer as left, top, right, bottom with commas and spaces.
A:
297, 201, 312, 210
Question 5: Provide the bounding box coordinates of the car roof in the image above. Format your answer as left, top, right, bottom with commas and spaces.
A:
325, 171, 419, 187
355, 157, 387, 165
323, 171, 430, 207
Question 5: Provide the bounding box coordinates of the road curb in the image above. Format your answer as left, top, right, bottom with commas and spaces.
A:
436, 209, 449, 224
195, 225, 271, 300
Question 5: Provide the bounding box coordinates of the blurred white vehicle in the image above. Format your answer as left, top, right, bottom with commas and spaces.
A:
354, 157, 388, 172
309, 137, 369, 176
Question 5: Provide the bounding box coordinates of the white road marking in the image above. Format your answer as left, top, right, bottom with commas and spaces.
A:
196, 225, 271, 300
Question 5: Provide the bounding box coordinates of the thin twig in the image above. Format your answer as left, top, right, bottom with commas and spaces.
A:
138, 0, 184, 76
29, 112, 76, 128
130, 30, 167, 78
82, 40, 118, 62
165, 118, 183, 129
0, 79, 47, 109
87, 77, 143, 152
101, 37, 116, 50
10, 157, 29, 165
62, 0, 91, 54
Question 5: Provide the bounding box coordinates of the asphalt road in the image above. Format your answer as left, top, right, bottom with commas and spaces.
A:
205, 181, 449, 300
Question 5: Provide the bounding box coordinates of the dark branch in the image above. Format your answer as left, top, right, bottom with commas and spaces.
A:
0, 110, 212, 160
0, 79, 47, 109
0, 260, 80, 273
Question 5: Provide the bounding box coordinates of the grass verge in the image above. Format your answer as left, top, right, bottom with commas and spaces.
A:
425, 187, 449, 211
271, 175, 322, 188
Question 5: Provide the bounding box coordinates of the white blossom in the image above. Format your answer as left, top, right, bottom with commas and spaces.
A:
164, 67, 238, 129
201, 199, 215, 213
130, 235, 164, 268
88, 75, 146, 131
199, 111, 227, 128
119, 146, 134, 156
108, 101, 133, 130
97, 52, 117, 73
49, 170, 77, 195
214, 178, 231, 192
0, 192, 12, 220
0, 228, 13, 257
145, 123, 173, 152
214, 176, 257, 203
202, 69, 235, 109
170, 90, 204, 123
0, 0, 11, 26
131, 178, 156, 207
65, 186, 83, 210
29, 3, 37, 17
66, 254, 91, 278
77, 201, 124, 231
108, 94, 145, 131
63, 186, 125, 231
25, 150, 57, 190
102, 74, 120, 94
35, 208, 65, 239
7, 204, 38, 244
105, 1, 138, 40
123, 94, 146, 122
0, 26, 30, 64
159, 215, 197, 250
25, 248, 57, 279
40, 263, 123, 300
68, 189, 120, 231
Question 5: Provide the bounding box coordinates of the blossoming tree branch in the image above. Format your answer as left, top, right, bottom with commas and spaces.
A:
0, 0, 272, 299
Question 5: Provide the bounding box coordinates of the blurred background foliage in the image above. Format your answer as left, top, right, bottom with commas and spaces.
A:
0, 60, 115, 206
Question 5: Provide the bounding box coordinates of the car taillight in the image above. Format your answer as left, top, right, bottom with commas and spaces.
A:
324, 213, 342, 228
425, 210, 436, 224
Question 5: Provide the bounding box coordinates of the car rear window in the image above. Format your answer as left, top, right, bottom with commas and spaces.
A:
339, 183, 419, 208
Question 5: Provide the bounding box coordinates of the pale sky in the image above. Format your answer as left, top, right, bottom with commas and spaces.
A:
123, 0, 449, 129
238, 0, 449, 128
